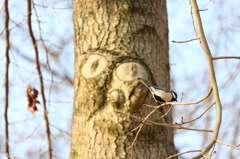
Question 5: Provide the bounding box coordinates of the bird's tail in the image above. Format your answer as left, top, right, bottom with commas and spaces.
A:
137, 77, 151, 88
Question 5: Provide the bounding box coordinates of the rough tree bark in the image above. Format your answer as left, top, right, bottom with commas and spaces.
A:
70, 0, 177, 158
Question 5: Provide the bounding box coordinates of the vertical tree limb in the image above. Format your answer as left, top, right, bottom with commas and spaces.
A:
190, 0, 222, 158
4, 0, 10, 158
27, 0, 52, 158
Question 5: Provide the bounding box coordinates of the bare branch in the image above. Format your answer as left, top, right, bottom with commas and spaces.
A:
117, 112, 213, 132
166, 150, 201, 159
159, 105, 173, 119
32, 3, 55, 108
43, 0, 73, 27
203, 143, 216, 159
118, 86, 213, 157
27, 0, 52, 158
179, 102, 215, 125
143, 104, 160, 108
203, 151, 216, 159
128, 104, 164, 148
15, 121, 42, 143
167, 87, 212, 106
216, 140, 240, 150
50, 124, 71, 136
172, 38, 199, 43
213, 56, 240, 60
190, 7, 197, 37
199, 9, 208, 11
190, 0, 223, 158
4, 0, 10, 158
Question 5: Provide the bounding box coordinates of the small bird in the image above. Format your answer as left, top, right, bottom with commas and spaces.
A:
137, 77, 177, 103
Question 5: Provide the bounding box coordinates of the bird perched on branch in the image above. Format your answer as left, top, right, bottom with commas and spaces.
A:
137, 77, 177, 103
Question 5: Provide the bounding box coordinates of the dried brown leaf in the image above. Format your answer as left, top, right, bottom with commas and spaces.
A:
26, 84, 40, 114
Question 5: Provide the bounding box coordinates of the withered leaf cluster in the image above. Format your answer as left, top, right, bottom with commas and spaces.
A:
26, 84, 40, 114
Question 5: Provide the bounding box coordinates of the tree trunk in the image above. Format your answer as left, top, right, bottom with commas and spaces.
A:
70, 0, 177, 158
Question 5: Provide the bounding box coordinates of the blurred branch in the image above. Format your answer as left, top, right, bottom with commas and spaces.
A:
4, 0, 10, 158
213, 56, 240, 60
203, 150, 216, 159
50, 124, 71, 136
6, 154, 15, 159
15, 121, 42, 143
32, 4, 55, 108
216, 140, 240, 150
190, 0, 223, 158
27, 0, 52, 158
43, 0, 73, 27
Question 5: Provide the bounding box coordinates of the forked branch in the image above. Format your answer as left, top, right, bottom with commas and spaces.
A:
27, 0, 52, 158
118, 86, 214, 157
179, 102, 215, 125
190, 0, 222, 158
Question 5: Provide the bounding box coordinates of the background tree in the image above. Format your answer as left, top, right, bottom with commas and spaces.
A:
70, 0, 177, 158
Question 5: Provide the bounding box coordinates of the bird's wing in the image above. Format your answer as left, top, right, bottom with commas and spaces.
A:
151, 86, 168, 92
151, 88, 172, 102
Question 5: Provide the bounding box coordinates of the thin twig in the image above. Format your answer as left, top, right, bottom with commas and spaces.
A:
50, 124, 71, 136
4, 0, 10, 158
15, 121, 43, 143
172, 38, 199, 43
159, 105, 173, 119
179, 92, 184, 103
203, 143, 216, 159
154, 122, 212, 132
190, 7, 198, 37
117, 112, 213, 132
130, 145, 135, 159
32, 4, 55, 108
166, 150, 201, 159
143, 104, 160, 108
212, 56, 240, 60
167, 87, 212, 106
129, 123, 144, 148
203, 151, 216, 159
179, 102, 215, 125
216, 140, 240, 150
27, 0, 52, 158
199, 9, 208, 11
190, 0, 222, 158
128, 104, 164, 148
43, 0, 73, 27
